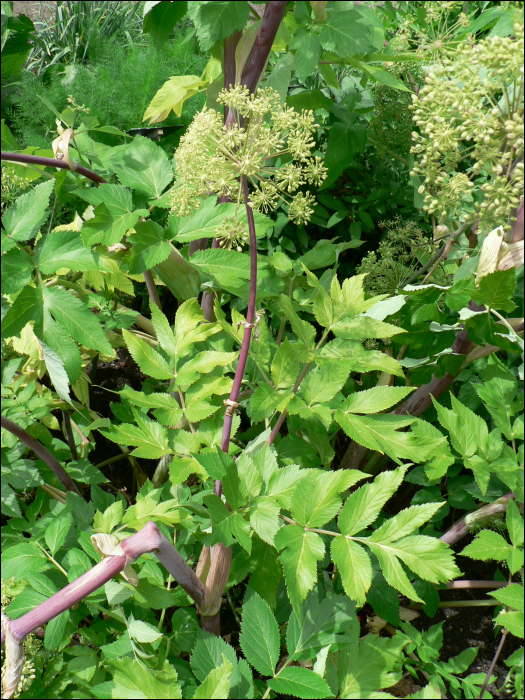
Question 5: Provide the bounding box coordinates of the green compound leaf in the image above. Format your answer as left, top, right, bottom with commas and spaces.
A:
0, 246, 34, 295
331, 315, 407, 340
487, 583, 524, 611
193, 655, 233, 700
340, 386, 416, 414
338, 465, 409, 537
2, 284, 43, 340
74, 184, 143, 247
331, 537, 372, 607
38, 338, 72, 405
275, 525, 325, 613
289, 28, 322, 82
110, 137, 173, 200
461, 530, 515, 561
2, 178, 55, 247
335, 412, 444, 463
35, 230, 100, 274
239, 592, 280, 677
189, 0, 250, 52
127, 220, 171, 274
267, 666, 334, 699
122, 329, 174, 380
471, 269, 517, 312
42, 285, 113, 356
106, 658, 182, 699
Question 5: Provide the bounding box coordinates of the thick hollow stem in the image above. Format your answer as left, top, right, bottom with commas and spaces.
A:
1, 522, 205, 646
1, 415, 81, 496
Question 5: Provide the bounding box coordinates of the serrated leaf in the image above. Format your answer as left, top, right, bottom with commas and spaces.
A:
496, 610, 524, 638
174, 197, 272, 242
471, 269, 517, 312
122, 329, 174, 379
332, 315, 407, 340
337, 634, 406, 698
267, 464, 305, 509
249, 496, 281, 545
277, 295, 316, 350
488, 583, 524, 611
239, 592, 280, 676
272, 339, 300, 390
461, 530, 514, 561
268, 666, 334, 699
110, 137, 173, 199
190, 630, 238, 683
128, 614, 163, 644
42, 285, 113, 355
0, 246, 34, 295
338, 466, 410, 536
193, 655, 233, 699
35, 230, 100, 274
335, 412, 443, 463
299, 364, 350, 405
251, 383, 294, 422
107, 658, 182, 699
102, 419, 170, 459
341, 386, 415, 414
122, 494, 184, 529
74, 184, 142, 247
275, 525, 325, 612
2, 178, 55, 246
190, 0, 250, 52
318, 339, 405, 378
2, 284, 43, 340
38, 338, 72, 405
94, 500, 123, 534
506, 498, 524, 548
369, 503, 445, 543
189, 248, 252, 286
127, 220, 171, 274
45, 511, 72, 556
289, 28, 322, 82
331, 537, 372, 607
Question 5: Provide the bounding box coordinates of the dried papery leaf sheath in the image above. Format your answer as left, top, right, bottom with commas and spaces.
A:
1, 613, 25, 700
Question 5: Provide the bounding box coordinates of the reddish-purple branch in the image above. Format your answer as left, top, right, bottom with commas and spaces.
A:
1, 415, 81, 496
240, 1, 288, 94
1, 151, 107, 185
219, 175, 258, 459
1, 522, 205, 647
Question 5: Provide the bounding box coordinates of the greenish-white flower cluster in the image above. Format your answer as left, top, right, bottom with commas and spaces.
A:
409, 22, 524, 233
170, 86, 326, 229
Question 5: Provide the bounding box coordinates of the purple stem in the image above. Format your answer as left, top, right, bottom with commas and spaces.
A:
219, 176, 257, 460
143, 270, 161, 309
62, 411, 78, 461
240, 1, 288, 94
1, 415, 81, 496
1, 522, 205, 646
1, 151, 107, 185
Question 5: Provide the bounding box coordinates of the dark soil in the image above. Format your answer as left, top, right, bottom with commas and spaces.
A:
407, 545, 520, 699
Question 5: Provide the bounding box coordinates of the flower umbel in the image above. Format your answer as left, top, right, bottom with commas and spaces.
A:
170, 86, 326, 225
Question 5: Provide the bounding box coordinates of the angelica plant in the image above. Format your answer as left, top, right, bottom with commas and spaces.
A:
410, 18, 524, 234
169, 85, 327, 232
